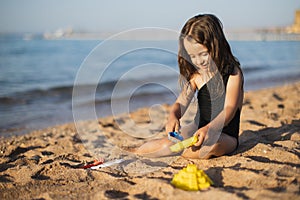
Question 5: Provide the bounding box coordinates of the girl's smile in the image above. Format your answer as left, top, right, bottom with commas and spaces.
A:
183, 38, 210, 72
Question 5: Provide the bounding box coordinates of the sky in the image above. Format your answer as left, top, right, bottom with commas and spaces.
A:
0, 0, 299, 33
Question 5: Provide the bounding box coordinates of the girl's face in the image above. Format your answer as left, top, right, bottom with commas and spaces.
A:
183, 38, 211, 72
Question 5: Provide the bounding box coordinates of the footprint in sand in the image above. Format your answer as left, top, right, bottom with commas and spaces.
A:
31, 167, 50, 180
0, 174, 14, 183
104, 190, 129, 199
246, 120, 267, 127
272, 93, 284, 101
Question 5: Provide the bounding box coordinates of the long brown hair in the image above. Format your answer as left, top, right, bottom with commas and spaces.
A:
178, 14, 242, 88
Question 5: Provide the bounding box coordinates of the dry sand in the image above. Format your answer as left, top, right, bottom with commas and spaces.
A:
0, 82, 299, 200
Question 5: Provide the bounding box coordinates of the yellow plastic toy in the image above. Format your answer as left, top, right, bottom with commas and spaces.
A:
171, 164, 213, 191
169, 135, 198, 153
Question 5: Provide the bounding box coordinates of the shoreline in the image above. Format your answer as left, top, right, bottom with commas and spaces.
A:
1, 80, 300, 138
0, 81, 299, 199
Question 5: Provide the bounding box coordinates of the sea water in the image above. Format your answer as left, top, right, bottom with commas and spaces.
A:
0, 34, 299, 136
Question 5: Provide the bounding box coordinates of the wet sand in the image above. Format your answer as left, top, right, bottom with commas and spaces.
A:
0, 82, 299, 199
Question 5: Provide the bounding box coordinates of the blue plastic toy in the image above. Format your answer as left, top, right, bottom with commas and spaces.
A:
168, 131, 184, 143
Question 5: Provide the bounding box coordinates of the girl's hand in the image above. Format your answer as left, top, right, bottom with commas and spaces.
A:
165, 115, 180, 134
193, 126, 209, 147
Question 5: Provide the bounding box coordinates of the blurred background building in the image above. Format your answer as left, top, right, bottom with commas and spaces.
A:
287, 9, 300, 33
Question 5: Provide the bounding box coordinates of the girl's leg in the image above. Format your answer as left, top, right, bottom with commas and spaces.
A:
182, 133, 237, 159
133, 122, 198, 157
133, 138, 174, 157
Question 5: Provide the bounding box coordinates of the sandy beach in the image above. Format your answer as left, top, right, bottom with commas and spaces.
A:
0, 81, 299, 200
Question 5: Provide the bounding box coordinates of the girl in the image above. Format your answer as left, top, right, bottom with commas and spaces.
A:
133, 14, 244, 159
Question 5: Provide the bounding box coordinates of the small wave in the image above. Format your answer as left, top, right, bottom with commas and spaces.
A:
241, 65, 269, 73
0, 86, 72, 105
73, 89, 178, 108
0, 75, 178, 106
0, 96, 18, 104
244, 72, 300, 91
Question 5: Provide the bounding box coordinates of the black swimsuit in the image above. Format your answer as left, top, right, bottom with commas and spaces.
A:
197, 73, 240, 146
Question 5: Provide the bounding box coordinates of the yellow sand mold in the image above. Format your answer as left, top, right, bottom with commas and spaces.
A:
171, 164, 213, 191
169, 136, 198, 152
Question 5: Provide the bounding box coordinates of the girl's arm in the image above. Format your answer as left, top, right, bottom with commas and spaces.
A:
166, 81, 197, 133
194, 68, 243, 146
